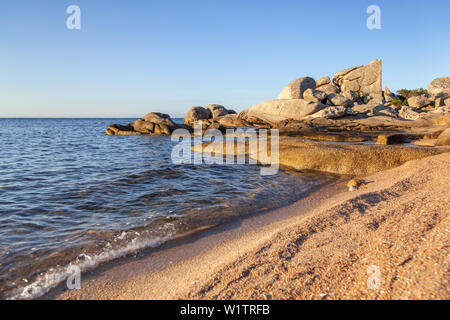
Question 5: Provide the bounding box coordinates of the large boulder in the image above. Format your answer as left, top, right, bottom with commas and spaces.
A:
184, 106, 212, 126
278, 77, 316, 99
427, 77, 450, 96
407, 96, 432, 109
435, 128, 450, 146
342, 90, 360, 103
333, 60, 382, 99
303, 88, 327, 103
205, 104, 228, 118
246, 99, 326, 123
327, 93, 353, 107
316, 76, 331, 87
317, 83, 339, 95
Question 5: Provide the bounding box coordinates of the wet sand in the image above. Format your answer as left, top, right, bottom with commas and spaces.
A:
47, 152, 449, 300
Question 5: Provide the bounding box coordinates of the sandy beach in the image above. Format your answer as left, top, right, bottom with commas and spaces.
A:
47, 152, 449, 300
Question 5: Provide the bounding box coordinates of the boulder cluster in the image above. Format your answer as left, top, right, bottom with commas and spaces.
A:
241, 60, 450, 125
106, 60, 450, 146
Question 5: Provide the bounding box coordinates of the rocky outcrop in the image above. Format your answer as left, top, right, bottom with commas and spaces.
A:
427, 77, 450, 96
184, 106, 212, 126
407, 96, 432, 109
106, 112, 180, 136
398, 106, 420, 120
342, 90, 360, 103
352, 103, 397, 117
193, 136, 446, 175
383, 87, 397, 102
303, 88, 327, 103
317, 83, 339, 95
206, 104, 228, 118
305, 106, 349, 119
436, 128, 450, 146
216, 114, 249, 127
327, 93, 353, 107
316, 76, 331, 87
278, 77, 316, 99
246, 99, 326, 123
333, 60, 382, 101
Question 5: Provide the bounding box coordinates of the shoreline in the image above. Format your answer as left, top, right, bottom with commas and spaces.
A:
46, 152, 449, 300
44, 177, 346, 299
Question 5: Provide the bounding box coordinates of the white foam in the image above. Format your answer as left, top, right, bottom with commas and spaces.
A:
9, 226, 175, 300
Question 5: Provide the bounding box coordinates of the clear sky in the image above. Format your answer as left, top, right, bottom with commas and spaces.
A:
1, 0, 449, 118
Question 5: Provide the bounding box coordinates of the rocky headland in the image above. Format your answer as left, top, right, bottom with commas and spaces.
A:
106, 59, 450, 175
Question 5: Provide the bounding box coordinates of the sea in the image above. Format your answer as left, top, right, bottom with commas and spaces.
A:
0, 118, 332, 299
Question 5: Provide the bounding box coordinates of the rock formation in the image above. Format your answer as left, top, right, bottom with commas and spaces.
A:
278, 77, 316, 99
106, 112, 181, 136
245, 99, 325, 123
427, 77, 450, 96
333, 60, 383, 102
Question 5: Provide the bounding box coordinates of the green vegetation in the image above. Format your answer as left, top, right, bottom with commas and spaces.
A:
390, 99, 408, 107
396, 88, 427, 99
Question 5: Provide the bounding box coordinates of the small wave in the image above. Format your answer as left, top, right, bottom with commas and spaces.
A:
9, 224, 176, 300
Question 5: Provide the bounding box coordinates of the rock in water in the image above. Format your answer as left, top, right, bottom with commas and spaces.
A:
427, 77, 450, 96
278, 77, 316, 99
333, 60, 382, 100
184, 106, 212, 126
435, 128, 450, 146
246, 99, 326, 123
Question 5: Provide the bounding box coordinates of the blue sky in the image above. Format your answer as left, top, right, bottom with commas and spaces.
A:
1, 0, 449, 118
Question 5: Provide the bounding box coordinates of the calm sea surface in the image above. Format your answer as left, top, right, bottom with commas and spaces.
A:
0, 118, 332, 299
